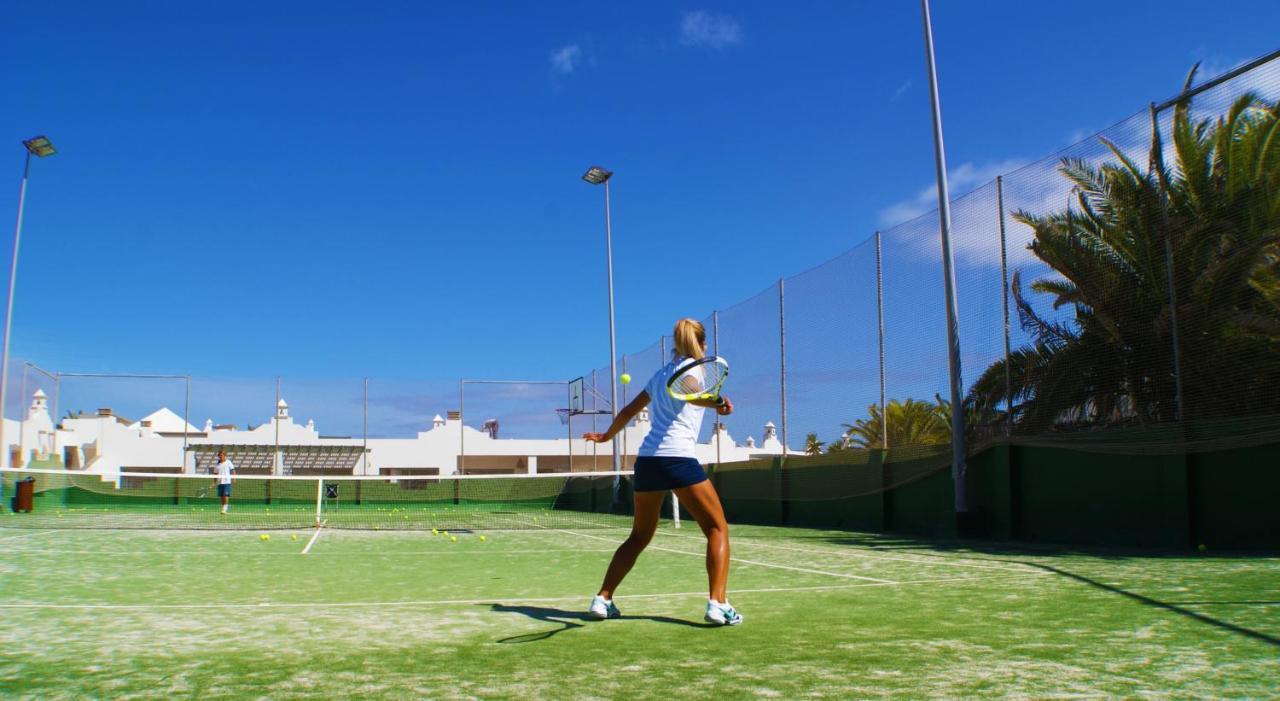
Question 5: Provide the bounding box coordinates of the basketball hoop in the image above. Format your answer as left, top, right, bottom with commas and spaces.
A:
556, 408, 573, 426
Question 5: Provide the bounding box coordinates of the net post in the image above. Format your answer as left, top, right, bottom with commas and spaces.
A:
993, 177, 1013, 434
875, 231, 887, 451
314, 477, 323, 527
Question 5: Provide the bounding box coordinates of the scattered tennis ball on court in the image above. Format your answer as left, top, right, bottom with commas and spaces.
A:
479, 535, 486, 542
260, 534, 270, 541
450, 536, 457, 543
431, 528, 439, 536
291, 534, 299, 541
620, 373, 631, 385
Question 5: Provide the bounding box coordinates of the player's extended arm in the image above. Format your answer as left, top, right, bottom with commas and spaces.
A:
583, 391, 651, 443
689, 396, 734, 415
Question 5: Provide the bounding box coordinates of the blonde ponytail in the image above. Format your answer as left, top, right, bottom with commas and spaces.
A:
673, 318, 706, 360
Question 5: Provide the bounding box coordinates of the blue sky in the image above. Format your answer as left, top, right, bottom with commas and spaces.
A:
3, 1, 1278, 437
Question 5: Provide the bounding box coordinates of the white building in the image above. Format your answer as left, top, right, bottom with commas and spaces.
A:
5, 390, 796, 478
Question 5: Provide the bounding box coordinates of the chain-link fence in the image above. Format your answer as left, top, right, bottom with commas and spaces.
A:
9, 51, 1278, 484
577, 49, 1280, 464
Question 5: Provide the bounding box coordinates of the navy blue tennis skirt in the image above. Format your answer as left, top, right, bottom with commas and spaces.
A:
633, 456, 708, 492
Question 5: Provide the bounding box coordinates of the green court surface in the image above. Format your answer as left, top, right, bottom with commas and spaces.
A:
0, 523, 1276, 699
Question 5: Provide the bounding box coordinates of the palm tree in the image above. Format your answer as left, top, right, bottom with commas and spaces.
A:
969, 67, 1280, 432
804, 433, 824, 455
838, 397, 951, 449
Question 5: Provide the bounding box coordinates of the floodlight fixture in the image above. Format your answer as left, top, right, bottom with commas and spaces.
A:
22, 136, 56, 158
582, 166, 612, 185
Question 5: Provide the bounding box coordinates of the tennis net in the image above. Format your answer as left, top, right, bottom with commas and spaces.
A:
1, 467, 634, 531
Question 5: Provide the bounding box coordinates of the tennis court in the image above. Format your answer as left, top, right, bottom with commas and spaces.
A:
2, 516, 1276, 698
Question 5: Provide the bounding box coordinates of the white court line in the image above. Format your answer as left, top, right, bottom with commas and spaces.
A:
651, 529, 1041, 573
301, 526, 324, 555
514, 520, 896, 584
0, 529, 60, 543
0, 572, 1053, 611
0, 547, 618, 557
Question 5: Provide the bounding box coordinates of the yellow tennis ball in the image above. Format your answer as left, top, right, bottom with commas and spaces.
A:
260, 534, 269, 541
442, 530, 449, 537
450, 536, 457, 543
479, 535, 486, 542
291, 534, 299, 541
620, 373, 631, 385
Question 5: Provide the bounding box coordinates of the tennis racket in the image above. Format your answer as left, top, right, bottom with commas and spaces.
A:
666, 356, 729, 405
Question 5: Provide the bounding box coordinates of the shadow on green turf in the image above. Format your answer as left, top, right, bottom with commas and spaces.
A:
812, 531, 1280, 649
488, 604, 716, 643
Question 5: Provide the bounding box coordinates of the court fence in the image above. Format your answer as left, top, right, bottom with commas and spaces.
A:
583, 49, 1280, 485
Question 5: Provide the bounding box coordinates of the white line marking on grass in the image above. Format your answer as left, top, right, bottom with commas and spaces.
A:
0, 529, 60, 543
0, 547, 618, 557
652, 529, 1041, 573
301, 527, 324, 555
515, 520, 896, 584
0, 573, 1053, 611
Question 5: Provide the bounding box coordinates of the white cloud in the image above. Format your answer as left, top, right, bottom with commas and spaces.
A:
680, 11, 743, 49
1192, 52, 1246, 85
890, 80, 912, 102
550, 44, 582, 75
879, 160, 1027, 228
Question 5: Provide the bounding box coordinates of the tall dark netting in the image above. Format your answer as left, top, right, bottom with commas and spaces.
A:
782, 240, 880, 455
714, 283, 784, 454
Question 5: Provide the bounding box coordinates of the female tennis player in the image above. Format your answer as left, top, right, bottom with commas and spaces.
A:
583, 318, 742, 626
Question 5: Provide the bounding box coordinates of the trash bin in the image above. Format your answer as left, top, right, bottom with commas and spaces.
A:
12, 477, 34, 513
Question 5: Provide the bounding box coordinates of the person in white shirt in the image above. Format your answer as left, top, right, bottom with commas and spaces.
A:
214, 450, 235, 514
583, 318, 742, 626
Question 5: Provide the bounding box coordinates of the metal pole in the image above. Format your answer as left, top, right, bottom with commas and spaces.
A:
567, 380, 573, 472
591, 369, 599, 467
19, 362, 26, 466
53, 372, 59, 459
1, 151, 33, 468
778, 279, 788, 459
619, 355, 628, 465
362, 377, 368, 475
459, 380, 465, 474
1164, 238, 1186, 422
921, 0, 968, 513
275, 376, 281, 475
875, 231, 888, 451
713, 310, 721, 465
183, 375, 191, 473
603, 179, 620, 473
996, 176, 1014, 436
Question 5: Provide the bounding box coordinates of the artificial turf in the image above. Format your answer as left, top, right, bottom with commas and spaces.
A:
0, 523, 1276, 698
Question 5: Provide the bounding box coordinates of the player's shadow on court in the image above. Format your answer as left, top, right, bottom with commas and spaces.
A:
488, 604, 715, 643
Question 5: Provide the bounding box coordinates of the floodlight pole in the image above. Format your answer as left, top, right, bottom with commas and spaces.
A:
2, 137, 55, 469
921, 0, 968, 515
603, 179, 620, 473
583, 167, 620, 474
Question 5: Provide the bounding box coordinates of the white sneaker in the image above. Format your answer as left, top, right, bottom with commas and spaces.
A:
704, 600, 743, 626
588, 595, 621, 620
